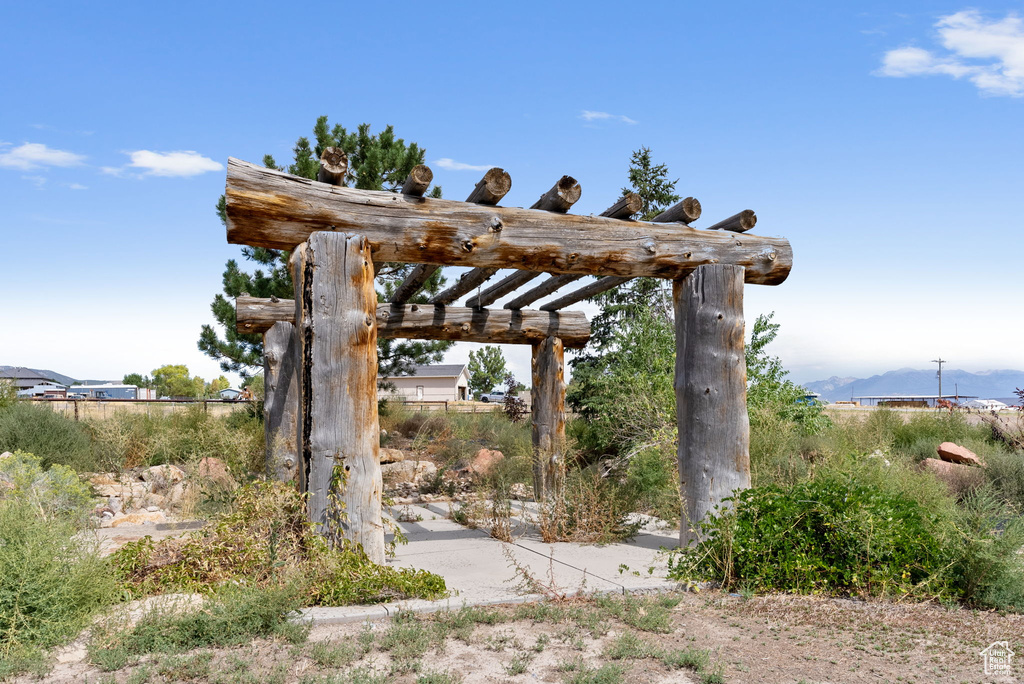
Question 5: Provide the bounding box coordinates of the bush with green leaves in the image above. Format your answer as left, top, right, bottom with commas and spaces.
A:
0, 401, 97, 471
0, 452, 118, 676
112, 480, 447, 605
670, 463, 1024, 611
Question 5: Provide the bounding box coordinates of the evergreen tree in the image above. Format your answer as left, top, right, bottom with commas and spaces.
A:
198, 117, 452, 379
569, 147, 679, 408
579, 147, 679, 356
467, 346, 508, 398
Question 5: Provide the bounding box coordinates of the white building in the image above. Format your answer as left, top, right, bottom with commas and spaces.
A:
379, 364, 470, 402
964, 399, 1009, 411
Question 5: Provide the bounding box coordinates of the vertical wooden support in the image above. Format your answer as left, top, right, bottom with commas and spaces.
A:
263, 321, 299, 483
531, 336, 566, 500
293, 232, 385, 563
674, 264, 750, 547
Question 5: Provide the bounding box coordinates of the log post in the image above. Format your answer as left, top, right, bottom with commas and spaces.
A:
263, 321, 299, 483
293, 232, 385, 563
674, 265, 750, 547
531, 336, 565, 500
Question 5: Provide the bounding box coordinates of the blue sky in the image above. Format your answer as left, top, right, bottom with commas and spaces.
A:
1, 1, 1022, 387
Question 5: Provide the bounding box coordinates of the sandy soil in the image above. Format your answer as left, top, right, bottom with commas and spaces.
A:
21, 590, 1023, 684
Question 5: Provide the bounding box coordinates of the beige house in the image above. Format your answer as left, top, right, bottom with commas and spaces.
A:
379, 364, 470, 402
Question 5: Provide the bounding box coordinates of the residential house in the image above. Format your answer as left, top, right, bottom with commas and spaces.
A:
379, 364, 470, 402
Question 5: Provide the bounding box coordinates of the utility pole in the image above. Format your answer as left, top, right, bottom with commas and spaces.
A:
931, 357, 945, 401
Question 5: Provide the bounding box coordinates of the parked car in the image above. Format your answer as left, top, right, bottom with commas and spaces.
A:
479, 389, 506, 403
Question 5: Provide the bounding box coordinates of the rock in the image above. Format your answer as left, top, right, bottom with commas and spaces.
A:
381, 460, 417, 482
110, 511, 166, 527
470, 448, 504, 477
0, 451, 13, 461
89, 473, 119, 486
108, 496, 123, 514
380, 448, 406, 464
94, 482, 150, 500
198, 457, 236, 489
146, 505, 160, 513
165, 483, 185, 505
415, 461, 437, 480
936, 442, 982, 466
141, 464, 186, 490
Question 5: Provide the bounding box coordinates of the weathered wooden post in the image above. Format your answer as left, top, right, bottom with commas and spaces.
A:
674, 265, 750, 546
293, 232, 385, 563
531, 335, 566, 500
263, 321, 299, 483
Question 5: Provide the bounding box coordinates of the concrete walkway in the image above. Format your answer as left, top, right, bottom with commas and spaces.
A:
302, 501, 681, 624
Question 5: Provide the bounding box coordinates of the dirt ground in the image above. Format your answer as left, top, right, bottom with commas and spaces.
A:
24, 590, 1023, 684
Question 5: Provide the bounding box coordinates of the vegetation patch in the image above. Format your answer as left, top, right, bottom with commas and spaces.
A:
112, 480, 447, 605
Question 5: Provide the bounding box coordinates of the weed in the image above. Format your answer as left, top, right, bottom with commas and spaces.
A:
504, 651, 532, 675
564, 662, 625, 684
661, 647, 711, 671
417, 671, 463, 684
603, 631, 654, 659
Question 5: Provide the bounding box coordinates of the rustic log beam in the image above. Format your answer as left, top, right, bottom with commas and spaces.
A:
263, 322, 299, 484
707, 210, 757, 233
675, 265, 750, 547
504, 273, 583, 310
465, 167, 512, 205
465, 270, 542, 309
390, 264, 440, 304
225, 159, 793, 284
316, 147, 348, 186
294, 232, 384, 562
401, 165, 433, 197
651, 197, 702, 225
539, 276, 631, 311
236, 296, 592, 348
599, 193, 643, 220
531, 336, 565, 501
530, 175, 581, 213
429, 267, 499, 305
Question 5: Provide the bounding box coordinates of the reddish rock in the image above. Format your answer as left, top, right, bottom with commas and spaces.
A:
470, 448, 504, 477
197, 457, 236, 489
936, 442, 982, 466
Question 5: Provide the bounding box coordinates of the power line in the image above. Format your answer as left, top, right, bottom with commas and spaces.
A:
931, 357, 946, 399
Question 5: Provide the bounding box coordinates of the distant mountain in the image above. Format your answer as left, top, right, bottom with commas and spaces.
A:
804, 369, 1024, 403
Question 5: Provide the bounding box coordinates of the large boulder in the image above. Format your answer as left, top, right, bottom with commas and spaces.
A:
936, 442, 982, 466
470, 448, 504, 477
141, 464, 186, 488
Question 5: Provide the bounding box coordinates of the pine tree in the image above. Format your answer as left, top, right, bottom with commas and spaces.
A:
198, 117, 451, 379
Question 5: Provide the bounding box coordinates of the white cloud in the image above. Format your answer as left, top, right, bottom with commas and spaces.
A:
878, 10, 1024, 96
22, 175, 47, 187
580, 110, 638, 125
123, 150, 223, 177
434, 158, 495, 172
0, 142, 85, 170
68, 183, 88, 190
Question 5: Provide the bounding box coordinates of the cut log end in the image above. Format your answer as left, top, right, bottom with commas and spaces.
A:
317, 147, 348, 186
651, 196, 702, 224
531, 175, 582, 213
466, 167, 512, 205
401, 165, 433, 197
707, 210, 757, 233
600, 193, 643, 220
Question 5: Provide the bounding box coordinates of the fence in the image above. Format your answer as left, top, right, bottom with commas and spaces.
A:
29, 398, 250, 420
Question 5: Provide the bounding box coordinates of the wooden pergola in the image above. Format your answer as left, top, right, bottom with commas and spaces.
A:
225, 153, 792, 562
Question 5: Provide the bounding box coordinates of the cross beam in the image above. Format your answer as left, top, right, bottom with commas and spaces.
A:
235, 296, 591, 348
225, 159, 792, 284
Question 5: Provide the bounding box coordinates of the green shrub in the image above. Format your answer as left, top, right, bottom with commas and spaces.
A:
621, 443, 680, 521
985, 450, 1024, 509
0, 450, 92, 519
671, 473, 952, 598
946, 490, 1024, 611
111, 480, 446, 605
0, 455, 118, 676
0, 402, 98, 471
